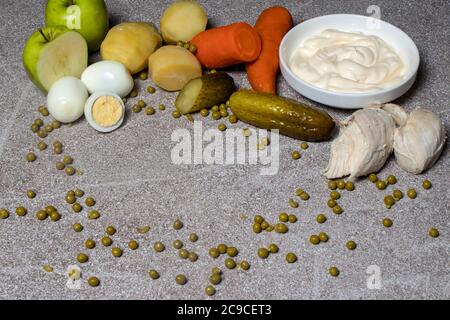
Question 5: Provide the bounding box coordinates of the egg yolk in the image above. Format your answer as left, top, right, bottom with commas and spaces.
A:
92, 96, 123, 127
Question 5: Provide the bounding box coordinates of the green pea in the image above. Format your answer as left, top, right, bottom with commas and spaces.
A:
286, 252, 297, 263
329, 266, 340, 277
288, 214, 297, 223
31, 124, 39, 133
330, 191, 340, 200
148, 269, 160, 280
387, 175, 397, 185
0, 209, 10, 219
268, 243, 279, 254
36, 210, 48, 221
309, 235, 320, 245
158, 104, 166, 111
266, 225, 274, 232
15, 207, 27, 217
384, 195, 395, 209
212, 111, 221, 120
279, 212, 288, 222
316, 214, 327, 224
240, 260, 250, 270
209, 274, 222, 285
257, 248, 269, 259
37, 129, 47, 138
37, 141, 47, 151
422, 180, 432, 190
300, 142, 309, 150
188, 252, 198, 262
50, 211, 61, 221
45, 124, 53, 133
212, 267, 222, 275
101, 236, 113, 247
153, 242, 165, 253
51, 120, 61, 129
274, 223, 288, 234
318, 232, 329, 242
376, 180, 387, 190
332, 205, 343, 215
225, 258, 236, 269
27, 190, 36, 199
179, 249, 189, 259
209, 247, 220, 258
346, 240, 357, 250
288, 198, 299, 208
175, 274, 187, 285
173, 219, 183, 230
327, 199, 337, 208
64, 194, 75, 204
26, 152, 36, 162
368, 173, 378, 183
200, 109, 209, 117
226, 247, 238, 257
383, 218, 393, 228
328, 180, 337, 190
252, 223, 262, 234
218, 123, 227, 131
345, 181, 355, 191
145, 107, 155, 115
85, 239, 96, 249
407, 188, 417, 199
129, 89, 138, 97
229, 114, 238, 124
132, 105, 142, 113
393, 189, 403, 201
87, 277, 100, 287
291, 151, 301, 160
65, 166, 75, 176
189, 233, 198, 242
112, 247, 123, 257
295, 188, 305, 196
260, 220, 269, 230
87, 210, 100, 220
55, 162, 65, 170
73, 223, 83, 232
63, 156, 74, 165
72, 203, 82, 213
299, 192, 310, 201
172, 110, 181, 118
254, 215, 264, 224
171, 240, 182, 250
428, 228, 439, 238
139, 72, 148, 81
105, 226, 116, 235
77, 253, 88, 263
217, 244, 227, 255
336, 180, 345, 190
137, 100, 146, 108
189, 44, 197, 54
85, 197, 95, 207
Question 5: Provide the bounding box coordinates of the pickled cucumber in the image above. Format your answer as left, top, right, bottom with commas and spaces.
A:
229, 90, 335, 141
175, 72, 235, 114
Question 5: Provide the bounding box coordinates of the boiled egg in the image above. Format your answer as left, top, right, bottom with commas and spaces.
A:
84, 92, 125, 133
81, 61, 134, 98
47, 76, 88, 123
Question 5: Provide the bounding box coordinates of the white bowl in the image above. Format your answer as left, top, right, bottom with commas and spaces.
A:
279, 14, 420, 109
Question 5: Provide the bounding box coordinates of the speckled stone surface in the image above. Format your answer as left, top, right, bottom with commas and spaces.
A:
0, 0, 449, 300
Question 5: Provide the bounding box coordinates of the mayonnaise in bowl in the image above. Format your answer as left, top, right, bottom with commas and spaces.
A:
289, 29, 406, 93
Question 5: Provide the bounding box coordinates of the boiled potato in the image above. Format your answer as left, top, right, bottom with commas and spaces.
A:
148, 45, 202, 91
101, 22, 162, 74
160, 1, 207, 44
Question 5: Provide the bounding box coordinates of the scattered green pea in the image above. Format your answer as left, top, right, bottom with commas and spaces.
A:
200, 109, 209, 117
132, 105, 142, 113
175, 274, 187, 285
252, 223, 262, 234
212, 111, 221, 120
63, 156, 74, 165
288, 214, 297, 223
36, 210, 48, 221
300, 142, 309, 150
37, 141, 47, 151
393, 189, 403, 201
101, 236, 112, 247
257, 248, 269, 259
332, 205, 343, 215
145, 106, 155, 115
407, 188, 417, 199
288, 198, 299, 208
173, 219, 183, 230
299, 192, 310, 201
240, 260, 250, 270
15, 207, 27, 217
384, 195, 395, 209
345, 181, 355, 191
260, 220, 269, 230
72, 203, 82, 213
87, 277, 100, 287
73, 223, 83, 232
112, 247, 123, 257
226, 247, 238, 257
49, 211, 61, 221
428, 228, 439, 238
387, 175, 397, 185
328, 180, 337, 190
188, 252, 198, 262
148, 269, 160, 280
158, 104, 166, 111
209, 274, 222, 285
56, 162, 65, 170
54, 147, 63, 155
31, 124, 39, 133
383, 218, 393, 228
291, 151, 301, 160
179, 249, 189, 259
27, 190, 36, 199
37, 129, 47, 138
229, 114, 238, 123
85, 197, 95, 207
218, 123, 227, 131
139, 72, 148, 81
87, 210, 100, 220
65, 166, 75, 176
85, 239, 96, 249
368, 173, 378, 183
77, 253, 88, 263
279, 212, 288, 222
422, 180, 432, 190
26, 152, 36, 162
274, 223, 288, 234
337, 180, 345, 190
376, 180, 387, 190
0, 209, 10, 219
309, 235, 320, 245
209, 247, 220, 258
254, 215, 264, 224
316, 214, 327, 224
318, 232, 329, 242
329, 266, 340, 277
327, 199, 337, 208
346, 240, 357, 250
172, 110, 181, 118
330, 191, 340, 200
189, 233, 198, 242
106, 226, 116, 235
129, 89, 138, 97
51, 120, 61, 129
286, 252, 297, 263
268, 244, 279, 254
217, 244, 227, 254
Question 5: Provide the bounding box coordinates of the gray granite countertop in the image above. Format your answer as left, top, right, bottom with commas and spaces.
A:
0, 0, 448, 300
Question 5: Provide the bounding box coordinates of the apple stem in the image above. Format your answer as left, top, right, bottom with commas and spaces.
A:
39, 29, 49, 42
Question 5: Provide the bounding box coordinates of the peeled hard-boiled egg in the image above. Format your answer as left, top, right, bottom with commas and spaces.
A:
47, 76, 88, 123
81, 61, 134, 98
84, 92, 125, 133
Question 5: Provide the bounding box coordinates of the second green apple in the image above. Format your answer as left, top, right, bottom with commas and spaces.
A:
45, 0, 109, 52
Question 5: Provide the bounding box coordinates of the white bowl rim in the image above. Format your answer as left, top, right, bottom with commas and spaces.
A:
279, 14, 420, 97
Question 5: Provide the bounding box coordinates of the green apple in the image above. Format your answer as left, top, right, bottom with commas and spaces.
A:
23, 26, 88, 93
45, 0, 109, 52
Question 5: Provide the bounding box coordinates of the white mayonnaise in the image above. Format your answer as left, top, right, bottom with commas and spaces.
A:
289, 29, 406, 93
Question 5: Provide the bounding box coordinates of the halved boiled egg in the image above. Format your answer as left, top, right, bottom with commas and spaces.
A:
84, 92, 125, 133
